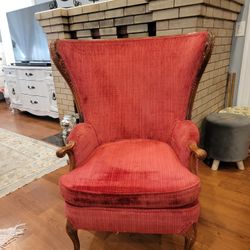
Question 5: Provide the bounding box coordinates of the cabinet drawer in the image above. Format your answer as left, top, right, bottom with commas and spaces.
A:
45, 70, 53, 79
20, 80, 48, 97
4, 68, 16, 77
4, 69, 16, 82
48, 86, 58, 112
45, 71, 54, 85
22, 95, 49, 112
17, 69, 45, 81
7, 81, 21, 105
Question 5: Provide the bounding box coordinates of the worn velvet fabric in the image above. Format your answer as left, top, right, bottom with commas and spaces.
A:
67, 123, 99, 167
60, 139, 200, 209
55, 32, 210, 234
57, 32, 208, 145
65, 203, 200, 234
170, 120, 200, 167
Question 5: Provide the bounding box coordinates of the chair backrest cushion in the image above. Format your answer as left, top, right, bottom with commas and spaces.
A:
53, 32, 211, 144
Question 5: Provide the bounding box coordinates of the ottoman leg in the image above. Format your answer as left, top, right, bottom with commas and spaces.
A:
211, 160, 220, 171
236, 161, 245, 170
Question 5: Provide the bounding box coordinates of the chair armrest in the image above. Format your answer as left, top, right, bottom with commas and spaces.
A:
56, 141, 76, 170
189, 143, 207, 160
56, 123, 99, 170
169, 120, 204, 168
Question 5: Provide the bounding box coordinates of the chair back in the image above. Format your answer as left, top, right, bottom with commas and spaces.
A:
51, 32, 213, 144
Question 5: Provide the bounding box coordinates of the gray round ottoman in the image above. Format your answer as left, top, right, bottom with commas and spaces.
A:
205, 113, 250, 171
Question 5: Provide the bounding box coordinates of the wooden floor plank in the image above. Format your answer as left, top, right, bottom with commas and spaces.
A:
0, 102, 60, 140
0, 102, 249, 250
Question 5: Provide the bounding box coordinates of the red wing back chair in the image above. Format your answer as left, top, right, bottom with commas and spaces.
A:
51, 32, 214, 250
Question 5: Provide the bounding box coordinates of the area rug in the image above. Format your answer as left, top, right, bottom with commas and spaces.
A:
0, 128, 67, 198
0, 224, 26, 249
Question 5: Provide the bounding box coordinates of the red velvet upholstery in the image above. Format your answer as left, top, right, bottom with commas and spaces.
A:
60, 139, 200, 209
51, 32, 212, 237
170, 120, 200, 167
65, 203, 200, 234
67, 123, 99, 167
56, 32, 209, 145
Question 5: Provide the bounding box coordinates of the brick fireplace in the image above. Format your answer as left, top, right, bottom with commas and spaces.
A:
36, 0, 244, 126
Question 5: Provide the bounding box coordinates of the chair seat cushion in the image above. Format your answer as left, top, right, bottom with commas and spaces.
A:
60, 139, 200, 209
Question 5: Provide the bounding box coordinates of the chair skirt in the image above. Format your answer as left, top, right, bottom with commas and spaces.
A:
65, 202, 200, 234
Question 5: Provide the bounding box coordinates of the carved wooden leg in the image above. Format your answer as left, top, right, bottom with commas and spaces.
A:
66, 220, 80, 250
184, 224, 197, 250
211, 159, 220, 171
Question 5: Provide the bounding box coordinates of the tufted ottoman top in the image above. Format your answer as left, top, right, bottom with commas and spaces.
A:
219, 106, 250, 116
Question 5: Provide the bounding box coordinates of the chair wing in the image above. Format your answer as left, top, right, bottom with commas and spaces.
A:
51, 32, 213, 144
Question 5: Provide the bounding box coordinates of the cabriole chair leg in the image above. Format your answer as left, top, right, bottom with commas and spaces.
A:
184, 223, 197, 250
66, 220, 80, 250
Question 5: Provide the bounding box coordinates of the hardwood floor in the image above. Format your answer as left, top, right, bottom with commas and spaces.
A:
0, 101, 249, 250
0, 102, 60, 140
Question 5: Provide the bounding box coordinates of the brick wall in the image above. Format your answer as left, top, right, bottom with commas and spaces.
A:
36, 0, 244, 126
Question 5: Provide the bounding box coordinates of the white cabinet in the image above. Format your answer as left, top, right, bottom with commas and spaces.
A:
3, 66, 58, 118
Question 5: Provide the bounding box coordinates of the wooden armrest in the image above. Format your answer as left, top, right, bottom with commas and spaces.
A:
56, 141, 75, 158
189, 143, 207, 160
56, 141, 76, 171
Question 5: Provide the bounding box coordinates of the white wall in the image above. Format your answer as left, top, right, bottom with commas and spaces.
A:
237, 1, 250, 106
230, 0, 250, 105
0, 0, 35, 65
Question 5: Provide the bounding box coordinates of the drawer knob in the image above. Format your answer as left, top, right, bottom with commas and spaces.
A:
52, 92, 56, 100
28, 85, 35, 89
30, 100, 38, 104
25, 72, 34, 77
12, 88, 15, 95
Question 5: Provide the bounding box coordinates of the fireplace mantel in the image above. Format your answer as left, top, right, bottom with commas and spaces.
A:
36, 0, 244, 125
